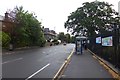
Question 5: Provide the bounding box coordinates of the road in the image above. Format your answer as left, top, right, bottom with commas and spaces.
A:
2, 44, 75, 79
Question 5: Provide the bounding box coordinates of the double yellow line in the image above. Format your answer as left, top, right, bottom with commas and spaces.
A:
52, 48, 75, 80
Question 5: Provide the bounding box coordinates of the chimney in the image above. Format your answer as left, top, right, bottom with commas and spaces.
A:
5, 12, 9, 19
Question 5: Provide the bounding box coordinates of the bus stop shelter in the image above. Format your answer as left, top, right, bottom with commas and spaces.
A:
75, 36, 87, 54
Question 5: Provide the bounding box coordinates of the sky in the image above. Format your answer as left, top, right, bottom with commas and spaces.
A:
0, 0, 120, 34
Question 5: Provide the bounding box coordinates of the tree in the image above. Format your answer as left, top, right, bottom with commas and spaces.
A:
70, 36, 75, 43
58, 32, 73, 43
0, 31, 11, 47
64, 1, 118, 37
65, 33, 71, 43
57, 32, 66, 43
8, 6, 46, 47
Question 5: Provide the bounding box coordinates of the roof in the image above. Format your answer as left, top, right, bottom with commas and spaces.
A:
44, 32, 57, 36
44, 28, 50, 32
76, 36, 87, 40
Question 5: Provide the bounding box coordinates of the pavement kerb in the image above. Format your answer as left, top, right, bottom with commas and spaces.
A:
88, 49, 120, 80
2, 45, 58, 55
52, 48, 75, 80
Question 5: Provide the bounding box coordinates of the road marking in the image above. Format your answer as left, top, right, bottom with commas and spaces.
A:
25, 63, 50, 80
2, 58, 23, 64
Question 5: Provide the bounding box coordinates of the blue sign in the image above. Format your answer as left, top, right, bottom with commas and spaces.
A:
96, 37, 101, 43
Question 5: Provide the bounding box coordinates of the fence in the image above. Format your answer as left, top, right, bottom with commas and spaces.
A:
87, 29, 120, 69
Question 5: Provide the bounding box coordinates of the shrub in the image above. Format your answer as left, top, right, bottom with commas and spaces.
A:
0, 31, 11, 48
37, 33, 46, 47
52, 39, 59, 45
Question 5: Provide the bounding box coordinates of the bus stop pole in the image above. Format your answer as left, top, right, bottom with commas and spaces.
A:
80, 41, 82, 54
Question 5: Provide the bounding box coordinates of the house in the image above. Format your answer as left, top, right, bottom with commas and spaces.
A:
43, 28, 57, 41
0, 12, 16, 35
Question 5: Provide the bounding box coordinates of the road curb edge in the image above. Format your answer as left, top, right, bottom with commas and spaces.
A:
52, 48, 74, 80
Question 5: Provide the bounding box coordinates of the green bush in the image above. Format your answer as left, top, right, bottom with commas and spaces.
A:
0, 31, 11, 47
39, 37, 46, 47
16, 37, 30, 47
52, 39, 58, 43
52, 39, 59, 45
37, 33, 46, 47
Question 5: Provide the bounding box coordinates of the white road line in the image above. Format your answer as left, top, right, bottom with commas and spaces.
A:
25, 63, 50, 80
2, 58, 23, 64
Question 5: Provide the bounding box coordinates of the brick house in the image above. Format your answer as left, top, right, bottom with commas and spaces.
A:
0, 12, 16, 36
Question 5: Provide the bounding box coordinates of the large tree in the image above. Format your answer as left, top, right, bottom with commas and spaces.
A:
8, 6, 46, 47
65, 33, 71, 43
58, 32, 72, 43
64, 1, 119, 36
58, 32, 66, 43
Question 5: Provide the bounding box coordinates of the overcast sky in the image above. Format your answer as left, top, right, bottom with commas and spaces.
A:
0, 0, 119, 34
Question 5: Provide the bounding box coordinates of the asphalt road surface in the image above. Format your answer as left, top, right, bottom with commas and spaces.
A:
2, 44, 75, 79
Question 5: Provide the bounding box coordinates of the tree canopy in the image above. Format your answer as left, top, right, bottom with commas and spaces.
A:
0, 31, 11, 47
8, 6, 46, 47
64, 1, 119, 37
58, 32, 66, 43
57, 32, 73, 43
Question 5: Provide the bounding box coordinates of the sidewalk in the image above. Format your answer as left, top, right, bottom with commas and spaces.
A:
61, 50, 114, 78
